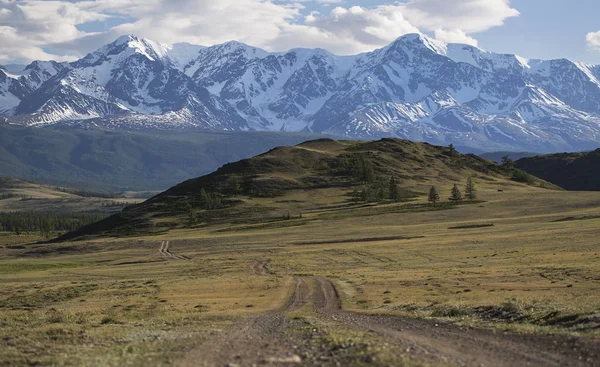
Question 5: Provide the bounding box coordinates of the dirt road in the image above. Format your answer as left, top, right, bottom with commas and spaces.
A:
178, 275, 600, 367
314, 278, 599, 367
177, 278, 311, 367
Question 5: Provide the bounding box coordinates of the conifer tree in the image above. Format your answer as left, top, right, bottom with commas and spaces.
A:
377, 185, 386, 201
448, 143, 457, 156
501, 155, 514, 169
428, 186, 440, 206
449, 184, 463, 203
358, 157, 375, 183
199, 187, 211, 209
389, 176, 400, 202
189, 208, 198, 226
465, 177, 477, 200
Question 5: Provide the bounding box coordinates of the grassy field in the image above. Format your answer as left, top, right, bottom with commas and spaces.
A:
0, 181, 599, 365
0, 177, 145, 214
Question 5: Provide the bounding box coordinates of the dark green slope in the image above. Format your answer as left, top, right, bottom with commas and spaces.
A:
57, 138, 556, 241
0, 125, 325, 192
479, 151, 539, 164
515, 149, 600, 191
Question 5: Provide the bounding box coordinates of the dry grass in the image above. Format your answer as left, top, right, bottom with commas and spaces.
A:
1, 182, 599, 365
0, 177, 144, 213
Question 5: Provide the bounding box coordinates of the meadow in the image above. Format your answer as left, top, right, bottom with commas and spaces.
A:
1, 180, 599, 365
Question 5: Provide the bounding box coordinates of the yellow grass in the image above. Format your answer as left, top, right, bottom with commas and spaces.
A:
1, 184, 599, 365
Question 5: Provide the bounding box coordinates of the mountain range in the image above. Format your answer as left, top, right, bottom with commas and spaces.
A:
2, 34, 600, 153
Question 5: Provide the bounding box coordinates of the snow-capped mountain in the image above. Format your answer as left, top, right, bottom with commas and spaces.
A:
2, 33, 600, 152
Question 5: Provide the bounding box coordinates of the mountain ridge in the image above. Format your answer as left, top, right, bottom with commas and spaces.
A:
2, 33, 600, 152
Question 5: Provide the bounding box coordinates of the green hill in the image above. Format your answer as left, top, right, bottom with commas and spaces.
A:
57, 138, 556, 241
515, 149, 600, 190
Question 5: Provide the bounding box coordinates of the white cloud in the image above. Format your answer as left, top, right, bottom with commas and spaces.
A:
434, 29, 478, 46
0, 0, 520, 64
0, 0, 108, 63
399, 0, 519, 33
587, 30, 600, 51
294, 5, 419, 54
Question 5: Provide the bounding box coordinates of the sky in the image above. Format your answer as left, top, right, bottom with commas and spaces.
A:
1, 0, 600, 65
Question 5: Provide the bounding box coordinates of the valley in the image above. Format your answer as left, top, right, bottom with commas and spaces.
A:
0, 139, 598, 366
0, 125, 325, 192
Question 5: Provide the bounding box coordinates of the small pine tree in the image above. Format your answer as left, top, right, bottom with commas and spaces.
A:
465, 177, 477, 200
359, 157, 375, 183
199, 187, 212, 209
448, 143, 457, 156
449, 184, 463, 203
228, 176, 242, 195
377, 185, 386, 201
389, 176, 400, 202
501, 155, 514, 169
189, 209, 198, 226
428, 186, 440, 206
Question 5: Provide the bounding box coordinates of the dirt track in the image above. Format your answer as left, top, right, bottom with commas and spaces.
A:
314, 278, 599, 367
177, 278, 311, 367
178, 276, 600, 367
158, 241, 190, 260
249, 258, 271, 275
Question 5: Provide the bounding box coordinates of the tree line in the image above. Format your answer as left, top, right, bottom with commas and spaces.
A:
428, 177, 477, 205
0, 212, 107, 236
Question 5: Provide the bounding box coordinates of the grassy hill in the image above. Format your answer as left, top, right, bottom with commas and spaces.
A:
59, 138, 557, 240
515, 149, 600, 191
0, 125, 327, 192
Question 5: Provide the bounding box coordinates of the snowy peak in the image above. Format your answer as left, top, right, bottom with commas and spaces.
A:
74, 34, 172, 68
390, 33, 448, 55
3, 34, 600, 153
219, 40, 267, 55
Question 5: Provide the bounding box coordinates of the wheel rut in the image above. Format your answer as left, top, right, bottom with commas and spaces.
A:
178, 274, 599, 367
177, 277, 310, 367
313, 277, 600, 367
158, 241, 190, 261
249, 258, 271, 275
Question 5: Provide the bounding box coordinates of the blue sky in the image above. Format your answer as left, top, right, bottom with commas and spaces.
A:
1, 0, 600, 65
295, 0, 600, 63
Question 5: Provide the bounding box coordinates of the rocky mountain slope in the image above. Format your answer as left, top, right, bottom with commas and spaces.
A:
2, 34, 600, 152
